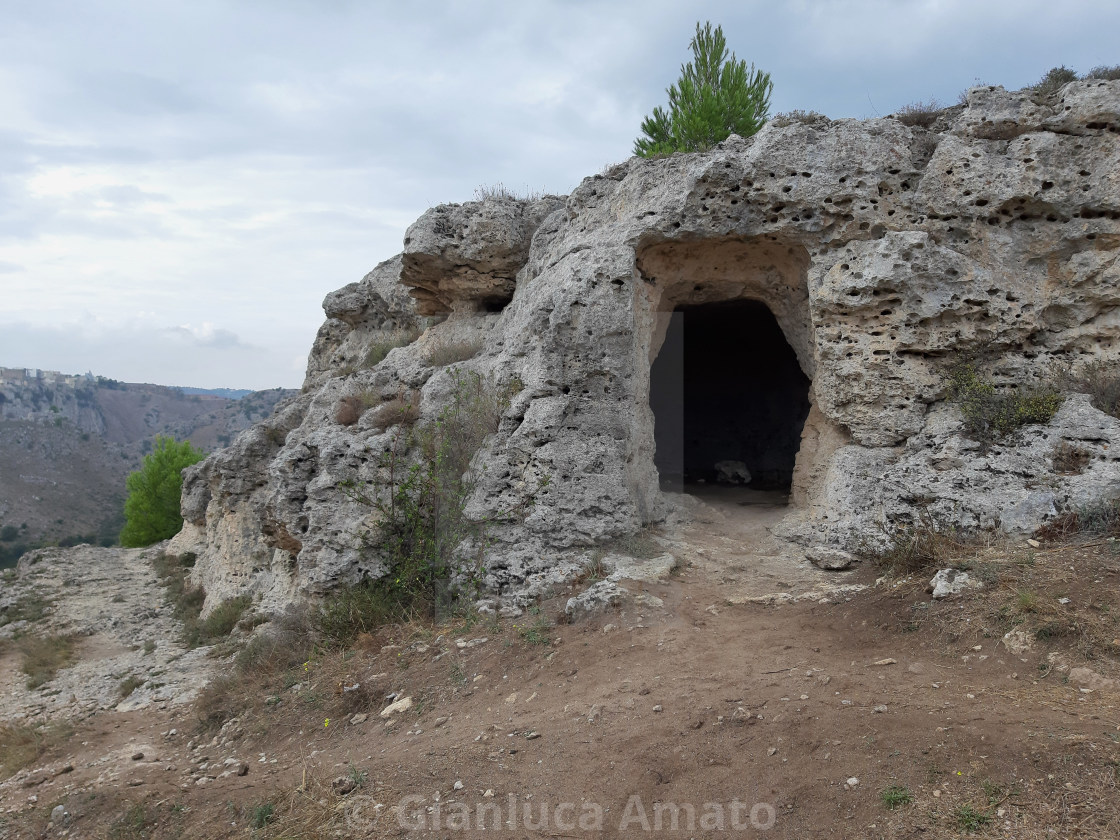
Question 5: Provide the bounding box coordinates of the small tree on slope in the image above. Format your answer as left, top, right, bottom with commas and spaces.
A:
119, 436, 205, 547
634, 21, 773, 157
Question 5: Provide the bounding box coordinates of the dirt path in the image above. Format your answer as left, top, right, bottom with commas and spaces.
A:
662, 488, 866, 603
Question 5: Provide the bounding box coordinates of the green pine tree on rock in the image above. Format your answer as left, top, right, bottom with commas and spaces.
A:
119, 436, 205, 547
634, 21, 773, 157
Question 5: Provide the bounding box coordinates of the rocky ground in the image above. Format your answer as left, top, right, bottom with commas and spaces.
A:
0, 545, 214, 724
1, 501, 1119, 839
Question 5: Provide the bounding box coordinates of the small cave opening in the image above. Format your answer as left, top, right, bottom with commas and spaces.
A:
649, 299, 811, 499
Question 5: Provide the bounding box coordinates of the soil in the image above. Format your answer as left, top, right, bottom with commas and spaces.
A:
2, 493, 1119, 839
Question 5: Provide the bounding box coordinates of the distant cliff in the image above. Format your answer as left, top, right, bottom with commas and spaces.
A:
0, 370, 294, 565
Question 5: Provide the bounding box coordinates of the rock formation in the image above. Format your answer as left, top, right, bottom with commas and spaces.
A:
171, 80, 1120, 614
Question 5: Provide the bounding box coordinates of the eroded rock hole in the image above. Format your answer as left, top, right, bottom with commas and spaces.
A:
649, 300, 811, 497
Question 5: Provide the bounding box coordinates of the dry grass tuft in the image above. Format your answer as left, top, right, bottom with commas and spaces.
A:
871, 514, 993, 577
363, 328, 422, 370
18, 633, 79, 688
426, 339, 484, 368
1052, 440, 1091, 474
769, 110, 829, 128
0, 721, 72, 780
0, 592, 53, 627
151, 553, 250, 648
473, 182, 542, 202
894, 99, 946, 128
334, 396, 364, 426
369, 391, 421, 430
118, 674, 145, 698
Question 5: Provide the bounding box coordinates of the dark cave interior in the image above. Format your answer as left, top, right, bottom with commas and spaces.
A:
650, 299, 811, 495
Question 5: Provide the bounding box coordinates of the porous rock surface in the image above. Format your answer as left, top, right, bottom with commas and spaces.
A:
171, 80, 1120, 613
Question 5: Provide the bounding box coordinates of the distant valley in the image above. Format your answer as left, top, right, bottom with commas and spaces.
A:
0, 366, 295, 566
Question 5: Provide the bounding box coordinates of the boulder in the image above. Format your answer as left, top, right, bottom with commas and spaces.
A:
806, 547, 857, 571
928, 569, 984, 600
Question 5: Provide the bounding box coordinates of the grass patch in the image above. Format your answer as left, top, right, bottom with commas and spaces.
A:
151, 553, 251, 648
1038, 498, 1120, 541
473, 182, 542, 201
195, 596, 251, 641
107, 802, 157, 840
516, 616, 552, 645
18, 634, 79, 688
949, 363, 1062, 444
426, 339, 484, 367
250, 801, 276, 829
871, 513, 985, 576
119, 674, 145, 698
953, 804, 993, 832
1015, 588, 1038, 613
0, 722, 72, 780
0, 592, 52, 627
315, 582, 415, 648
363, 328, 422, 370
879, 785, 914, 810
769, 110, 829, 127
194, 608, 318, 731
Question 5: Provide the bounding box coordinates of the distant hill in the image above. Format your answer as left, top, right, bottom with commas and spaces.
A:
0, 367, 296, 567
177, 386, 254, 399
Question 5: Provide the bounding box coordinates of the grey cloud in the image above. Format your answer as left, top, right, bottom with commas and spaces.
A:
97, 185, 171, 205
2, 0, 1117, 389
165, 325, 248, 349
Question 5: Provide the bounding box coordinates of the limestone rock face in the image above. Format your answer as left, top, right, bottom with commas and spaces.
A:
177, 80, 1120, 613
401, 196, 566, 315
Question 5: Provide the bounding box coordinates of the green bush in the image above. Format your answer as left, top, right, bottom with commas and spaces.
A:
634, 21, 772, 156
327, 371, 514, 641
120, 436, 205, 547
949, 364, 1062, 443
0, 525, 18, 542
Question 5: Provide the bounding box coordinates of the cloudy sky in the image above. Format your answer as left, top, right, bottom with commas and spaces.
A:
1, 0, 1116, 390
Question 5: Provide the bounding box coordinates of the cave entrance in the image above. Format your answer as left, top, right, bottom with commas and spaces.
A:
649, 299, 811, 500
